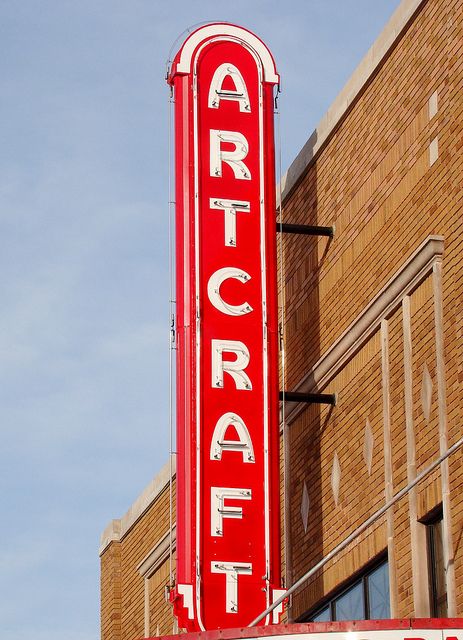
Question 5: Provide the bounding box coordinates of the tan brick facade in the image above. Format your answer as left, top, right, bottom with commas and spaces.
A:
281, 0, 462, 620
100, 0, 463, 635
100, 463, 177, 639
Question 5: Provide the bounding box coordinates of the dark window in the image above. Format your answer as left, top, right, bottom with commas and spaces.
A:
367, 560, 390, 619
312, 605, 330, 622
303, 558, 390, 622
334, 581, 363, 620
426, 509, 447, 617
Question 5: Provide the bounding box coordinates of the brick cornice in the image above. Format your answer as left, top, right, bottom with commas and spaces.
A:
99, 457, 175, 555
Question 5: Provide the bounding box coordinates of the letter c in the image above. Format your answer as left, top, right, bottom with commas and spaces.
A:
207, 267, 253, 316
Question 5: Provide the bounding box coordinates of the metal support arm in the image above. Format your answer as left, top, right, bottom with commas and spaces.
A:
279, 391, 337, 406
276, 222, 334, 238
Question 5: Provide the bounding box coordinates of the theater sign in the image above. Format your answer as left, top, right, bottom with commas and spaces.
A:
167, 24, 283, 631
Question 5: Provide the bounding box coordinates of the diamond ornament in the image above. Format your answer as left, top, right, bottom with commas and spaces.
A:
421, 363, 433, 422
363, 418, 374, 475
331, 452, 341, 506
300, 481, 310, 533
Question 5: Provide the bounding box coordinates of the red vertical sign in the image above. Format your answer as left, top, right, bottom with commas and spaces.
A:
168, 24, 283, 631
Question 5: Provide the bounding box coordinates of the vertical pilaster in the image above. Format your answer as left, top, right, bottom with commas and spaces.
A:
144, 577, 150, 638
100, 539, 122, 640
402, 295, 429, 616
381, 318, 398, 616
433, 260, 456, 615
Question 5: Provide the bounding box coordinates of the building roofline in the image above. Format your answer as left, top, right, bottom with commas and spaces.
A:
99, 457, 175, 555
279, 0, 426, 204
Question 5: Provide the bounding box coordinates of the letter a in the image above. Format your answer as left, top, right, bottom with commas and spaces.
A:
210, 412, 255, 462
208, 63, 251, 112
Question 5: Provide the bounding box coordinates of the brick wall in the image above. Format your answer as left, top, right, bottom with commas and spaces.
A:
101, 537, 122, 640
101, 480, 177, 640
281, 0, 463, 620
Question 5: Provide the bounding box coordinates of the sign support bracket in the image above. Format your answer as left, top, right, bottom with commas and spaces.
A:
279, 391, 337, 405
276, 222, 334, 238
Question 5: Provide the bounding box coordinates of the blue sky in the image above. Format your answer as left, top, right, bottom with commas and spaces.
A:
1, 1, 400, 638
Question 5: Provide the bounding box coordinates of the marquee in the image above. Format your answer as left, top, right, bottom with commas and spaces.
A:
150, 620, 463, 640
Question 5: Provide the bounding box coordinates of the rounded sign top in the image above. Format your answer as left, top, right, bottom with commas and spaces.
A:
167, 22, 279, 85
